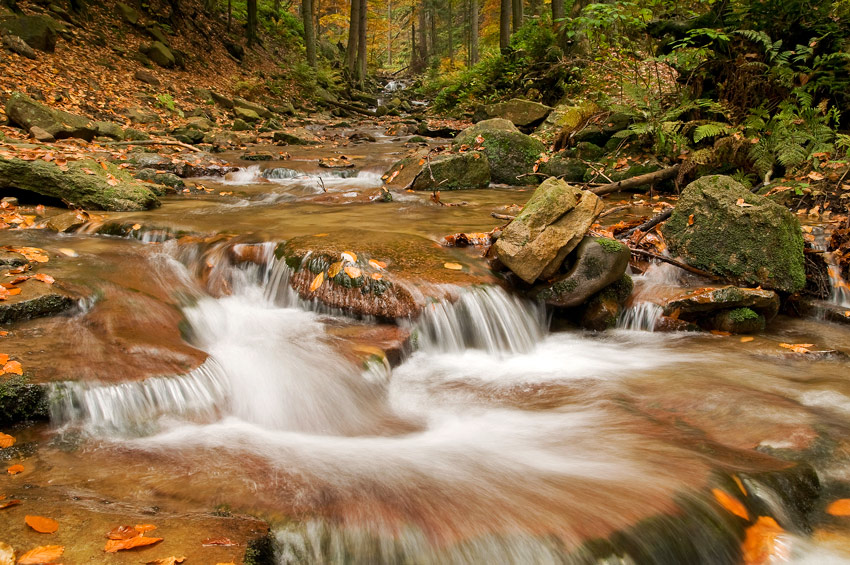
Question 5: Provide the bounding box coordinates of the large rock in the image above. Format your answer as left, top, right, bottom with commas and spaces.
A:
233, 97, 272, 119
539, 154, 587, 182
0, 157, 160, 211
141, 41, 174, 68
532, 237, 631, 307
94, 121, 124, 140
453, 119, 546, 185
116, 2, 140, 25
234, 106, 260, 122
580, 274, 634, 330
5, 92, 97, 141
409, 151, 490, 190
0, 278, 75, 323
3, 34, 37, 59
476, 98, 553, 128
494, 177, 604, 283
0, 15, 61, 52
535, 101, 598, 141
662, 175, 806, 293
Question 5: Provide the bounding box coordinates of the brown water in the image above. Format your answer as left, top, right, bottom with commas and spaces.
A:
3, 134, 850, 564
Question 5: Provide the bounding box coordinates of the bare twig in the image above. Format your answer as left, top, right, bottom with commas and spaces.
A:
617, 208, 673, 239
592, 164, 681, 196
629, 248, 720, 279
106, 139, 204, 153
580, 159, 614, 183
491, 212, 515, 220
599, 204, 631, 219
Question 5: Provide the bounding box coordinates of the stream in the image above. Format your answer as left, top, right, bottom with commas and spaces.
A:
3, 129, 850, 563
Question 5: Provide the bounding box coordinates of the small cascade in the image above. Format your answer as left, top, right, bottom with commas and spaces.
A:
618, 302, 664, 331
617, 263, 683, 331
413, 286, 547, 355
49, 360, 229, 433
812, 228, 850, 307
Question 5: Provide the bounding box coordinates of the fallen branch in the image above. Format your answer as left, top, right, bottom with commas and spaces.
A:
628, 248, 720, 279
580, 159, 613, 184
591, 164, 681, 196
491, 212, 515, 220
106, 139, 204, 153
324, 99, 377, 117
599, 204, 631, 219
617, 208, 673, 239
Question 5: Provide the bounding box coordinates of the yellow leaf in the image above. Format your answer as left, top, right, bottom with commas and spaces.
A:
740, 337, 754, 343
712, 488, 749, 520
328, 261, 343, 278
309, 272, 324, 293
443, 262, 463, 270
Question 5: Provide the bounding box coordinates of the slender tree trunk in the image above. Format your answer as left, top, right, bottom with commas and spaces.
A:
499, 0, 510, 50
303, 0, 317, 66
551, 0, 563, 28
418, 0, 428, 66
528, 0, 540, 17
227, 0, 232, 30
511, 0, 522, 33
273, 0, 280, 16
247, 0, 257, 45
447, 0, 453, 67
429, 1, 436, 61
357, 0, 368, 86
315, 0, 321, 40
345, 0, 361, 76
469, 0, 478, 64
387, 0, 392, 66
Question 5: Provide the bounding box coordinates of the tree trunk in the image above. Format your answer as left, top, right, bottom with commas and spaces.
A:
447, 0, 453, 67
345, 0, 361, 76
551, 0, 563, 28
246, 0, 257, 45
387, 0, 392, 66
499, 0, 510, 50
417, 0, 428, 67
357, 0, 368, 86
429, 0, 436, 61
511, 0, 522, 33
469, 0, 478, 65
227, 0, 232, 30
302, 0, 317, 66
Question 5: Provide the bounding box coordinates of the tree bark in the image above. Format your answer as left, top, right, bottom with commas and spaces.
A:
387, 0, 392, 66
499, 0, 510, 50
551, 0, 564, 27
591, 165, 681, 196
303, 0, 317, 67
469, 0, 478, 64
345, 0, 361, 76
447, 0, 453, 67
357, 0, 368, 86
246, 0, 257, 45
418, 1, 428, 66
511, 0, 522, 33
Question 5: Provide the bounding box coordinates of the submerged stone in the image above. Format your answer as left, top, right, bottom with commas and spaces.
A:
0, 278, 76, 323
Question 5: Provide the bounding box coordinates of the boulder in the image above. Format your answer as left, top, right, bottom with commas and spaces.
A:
45, 210, 88, 232
663, 286, 780, 320
186, 116, 215, 131
171, 126, 204, 144
210, 91, 234, 109
133, 68, 160, 86
0, 157, 160, 210
94, 121, 124, 140
409, 151, 490, 190
535, 101, 598, 141
476, 98, 553, 129
580, 274, 634, 330
124, 127, 150, 141
233, 97, 272, 119
6, 92, 97, 141
532, 237, 631, 307
29, 126, 54, 142
133, 168, 185, 193
232, 118, 252, 131
493, 177, 604, 283
383, 149, 430, 190
116, 2, 140, 25
453, 119, 546, 185
539, 155, 587, 182
662, 175, 806, 293
2, 34, 36, 59
124, 106, 160, 124
141, 41, 174, 68
0, 15, 61, 52
273, 130, 318, 145
233, 106, 260, 123
146, 24, 169, 46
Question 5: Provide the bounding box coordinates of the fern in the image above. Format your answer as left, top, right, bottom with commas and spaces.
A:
693, 122, 731, 143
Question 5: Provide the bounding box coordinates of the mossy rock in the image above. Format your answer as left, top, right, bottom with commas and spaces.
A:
579, 273, 633, 330
6, 91, 97, 140
712, 307, 765, 334
539, 155, 587, 182
662, 175, 805, 293
453, 119, 545, 186
0, 157, 160, 211
0, 375, 48, 425
409, 152, 491, 190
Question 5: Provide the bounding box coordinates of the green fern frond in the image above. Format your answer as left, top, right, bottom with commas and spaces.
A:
693, 122, 730, 143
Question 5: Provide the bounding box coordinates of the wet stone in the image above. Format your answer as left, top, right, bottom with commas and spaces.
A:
0, 278, 76, 323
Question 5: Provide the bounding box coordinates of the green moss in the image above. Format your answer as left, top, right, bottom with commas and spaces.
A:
243, 533, 275, 565
599, 274, 634, 303
728, 307, 759, 322
284, 254, 302, 271
581, 255, 604, 279
596, 238, 626, 254
0, 374, 48, 425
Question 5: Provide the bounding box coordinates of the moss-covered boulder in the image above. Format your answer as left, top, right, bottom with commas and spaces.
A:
233, 97, 273, 119
0, 157, 160, 210
662, 175, 805, 293
453, 119, 546, 185
539, 155, 587, 182
5, 92, 97, 141
141, 41, 175, 68
531, 237, 631, 307
405, 152, 490, 190
580, 273, 634, 330
535, 101, 598, 142
476, 98, 553, 128
0, 375, 48, 424
494, 177, 604, 283
0, 15, 63, 52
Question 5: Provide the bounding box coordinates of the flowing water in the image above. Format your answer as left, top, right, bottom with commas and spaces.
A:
4, 133, 850, 563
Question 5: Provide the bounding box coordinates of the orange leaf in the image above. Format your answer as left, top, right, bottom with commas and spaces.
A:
371, 273, 383, 280
202, 537, 235, 546
826, 499, 850, 516
309, 272, 324, 293
0, 432, 13, 448
779, 343, 814, 353
0, 354, 7, 365
341, 251, 358, 263
368, 259, 386, 270
135, 524, 158, 533
7, 464, 24, 474
443, 262, 463, 270
0, 498, 22, 509
687, 214, 694, 226
104, 536, 163, 552
712, 488, 749, 520
742, 516, 787, 565
132, 223, 142, 230
107, 525, 140, 540
25, 515, 59, 534
733, 475, 747, 496
33, 274, 54, 284
17, 545, 64, 564
710, 330, 732, 336
740, 336, 754, 343
3, 361, 23, 375
344, 266, 361, 279
83, 168, 96, 175
99, 161, 108, 170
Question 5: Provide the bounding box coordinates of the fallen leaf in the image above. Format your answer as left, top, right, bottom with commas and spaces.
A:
733, 476, 747, 496
309, 272, 324, 293
742, 516, 788, 565
0, 433, 13, 448
135, 524, 157, 533
443, 262, 463, 270
344, 266, 361, 279
712, 488, 749, 520
202, 537, 235, 546
33, 274, 54, 284
826, 499, 850, 516
779, 343, 814, 354
368, 259, 386, 270
0, 541, 13, 565
7, 465, 24, 475
0, 354, 7, 365
2, 361, 23, 375
371, 273, 383, 280
17, 545, 64, 564
145, 558, 185, 565
740, 337, 754, 343
0, 331, 7, 337
0, 499, 22, 509
807, 171, 825, 181
312, 233, 328, 237
82, 168, 96, 175
104, 536, 163, 552
131, 223, 142, 230
341, 251, 357, 263
107, 525, 140, 540
687, 214, 694, 226
736, 198, 754, 208
710, 330, 732, 336
10, 247, 48, 263
25, 515, 59, 534
328, 261, 343, 278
